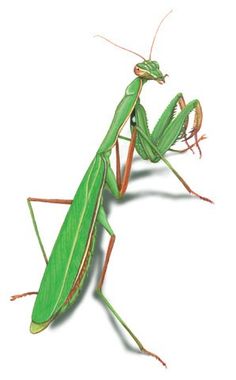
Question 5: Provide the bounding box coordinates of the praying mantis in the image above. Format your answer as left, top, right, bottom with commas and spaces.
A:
11, 11, 213, 367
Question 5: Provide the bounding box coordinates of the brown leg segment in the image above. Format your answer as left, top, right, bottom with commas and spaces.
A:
192, 102, 203, 158
115, 128, 137, 196
115, 141, 122, 190
28, 197, 72, 204
10, 291, 38, 301
97, 235, 116, 290
170, 134, 206, 153
178, 95, 203, 158
178, 95, 192, 152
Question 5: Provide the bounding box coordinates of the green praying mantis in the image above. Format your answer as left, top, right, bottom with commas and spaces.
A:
11, 11, 213, 367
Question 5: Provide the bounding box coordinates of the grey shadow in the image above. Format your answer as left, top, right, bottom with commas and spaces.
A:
130, 166, 168, 181
118, 190, 193, 204
132, 151, 182, 161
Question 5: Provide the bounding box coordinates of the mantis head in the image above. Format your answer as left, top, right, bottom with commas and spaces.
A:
95, 10, 172, 85
134, 60, 168, 84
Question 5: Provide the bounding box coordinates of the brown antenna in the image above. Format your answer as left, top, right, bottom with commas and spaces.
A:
149, 10, 173, 59
94, 35, 146, 60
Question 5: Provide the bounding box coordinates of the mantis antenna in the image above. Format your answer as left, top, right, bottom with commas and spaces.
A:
95, 10, 173, 61
94, 35, 146, 60
149, 9, 173, 59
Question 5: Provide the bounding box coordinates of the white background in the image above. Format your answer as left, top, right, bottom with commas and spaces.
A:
0, 1, 235, 379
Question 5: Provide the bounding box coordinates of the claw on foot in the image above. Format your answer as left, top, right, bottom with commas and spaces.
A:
141, 347, 167, 368
190, 190, 214, 204
10, 291, 38, 301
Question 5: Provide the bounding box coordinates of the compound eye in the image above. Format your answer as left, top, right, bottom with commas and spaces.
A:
134, 66, 141, 76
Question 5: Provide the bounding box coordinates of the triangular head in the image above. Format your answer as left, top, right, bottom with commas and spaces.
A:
134, 60, 168, 84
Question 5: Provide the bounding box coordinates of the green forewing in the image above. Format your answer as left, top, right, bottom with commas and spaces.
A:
32, 155, 107, 323
60, 226, 98, 313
